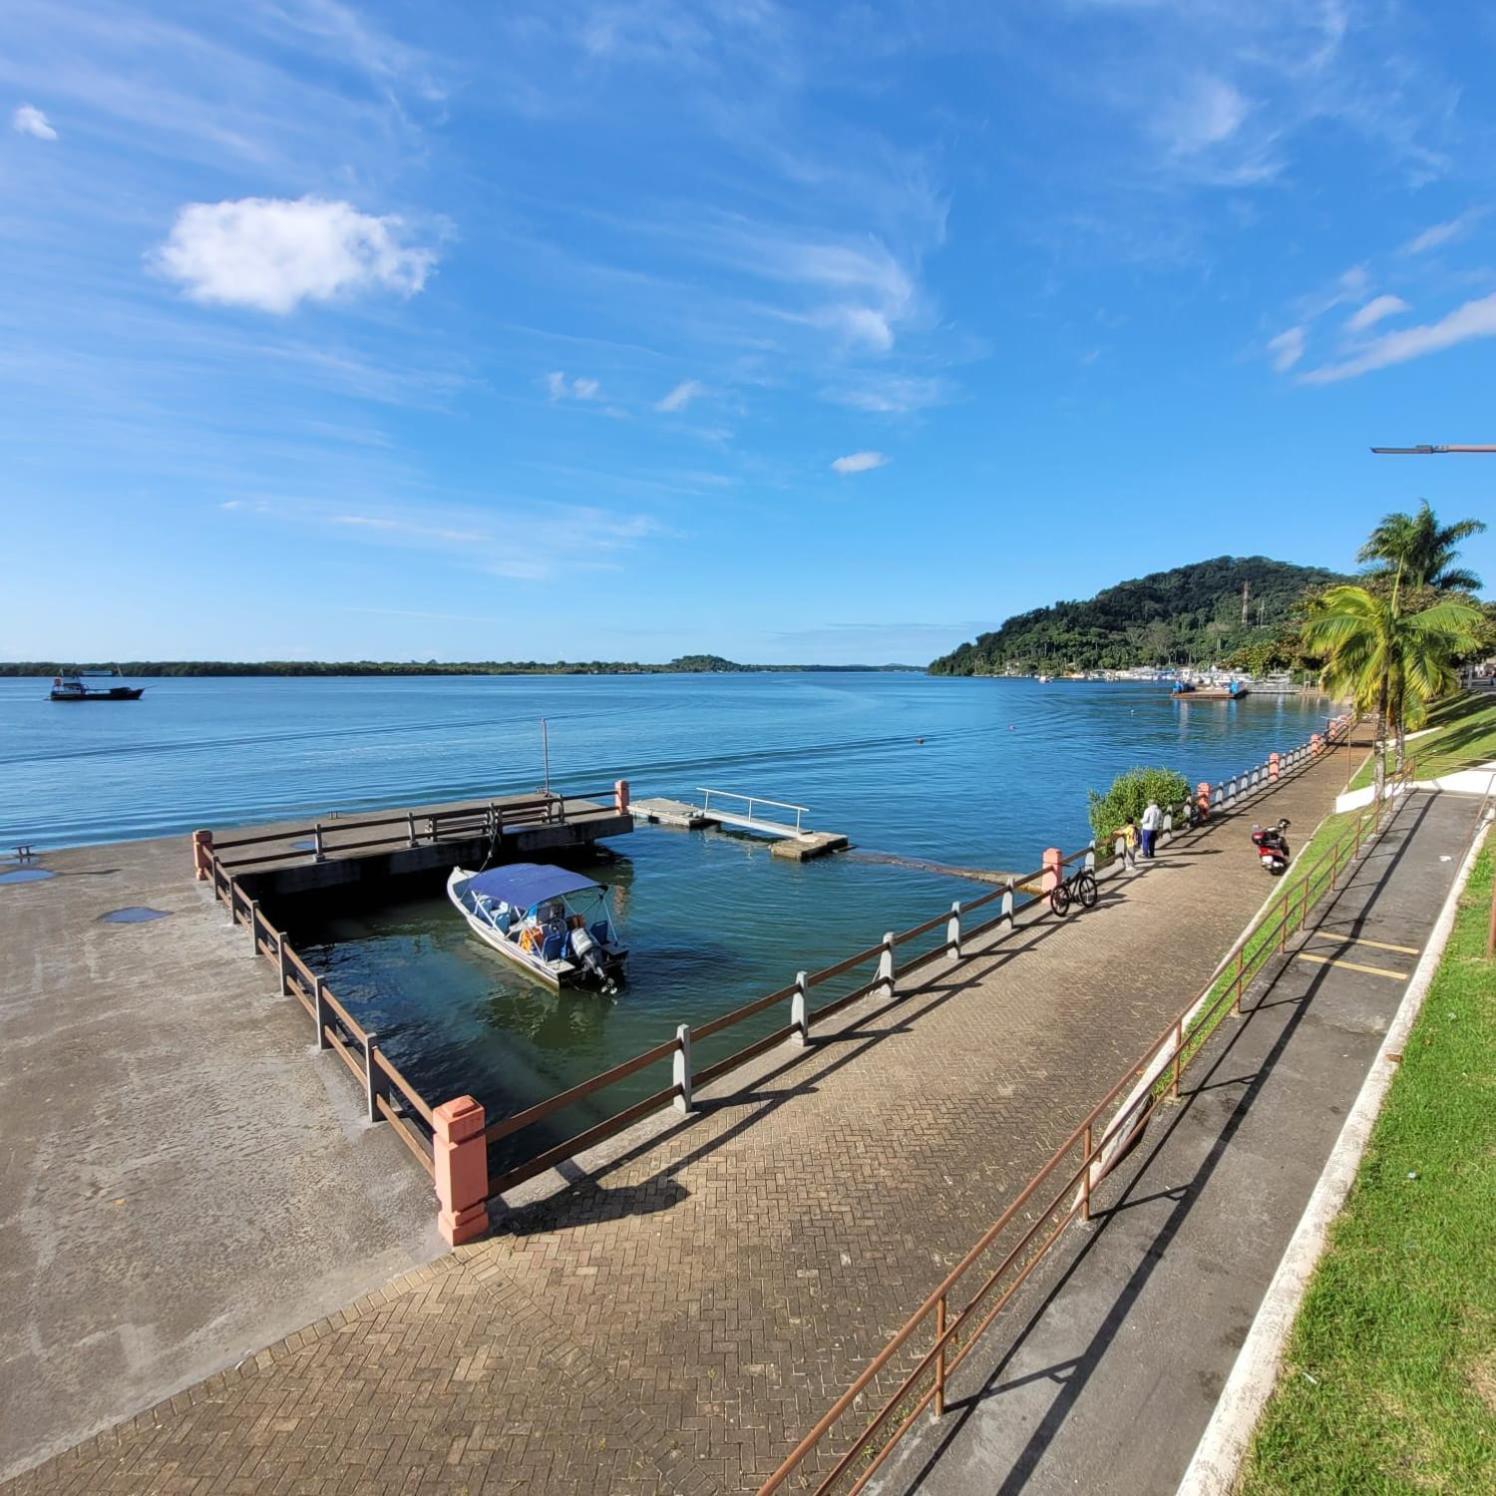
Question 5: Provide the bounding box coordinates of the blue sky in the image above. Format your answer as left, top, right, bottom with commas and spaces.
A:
2, 1, 1494, 665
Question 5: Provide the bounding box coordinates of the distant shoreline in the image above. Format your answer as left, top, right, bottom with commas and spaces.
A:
0, 659, 925, 678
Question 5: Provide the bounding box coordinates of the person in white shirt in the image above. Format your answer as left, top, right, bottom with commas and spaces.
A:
1140, 799, 1162, 859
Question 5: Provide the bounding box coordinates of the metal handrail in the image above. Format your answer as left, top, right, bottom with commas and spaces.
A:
698, 787, 810, 834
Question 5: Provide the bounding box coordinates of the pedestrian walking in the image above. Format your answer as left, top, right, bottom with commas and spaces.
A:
1140, 798, 1162, 859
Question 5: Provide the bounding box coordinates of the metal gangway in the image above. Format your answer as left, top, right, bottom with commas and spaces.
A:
697, 788, 811, 839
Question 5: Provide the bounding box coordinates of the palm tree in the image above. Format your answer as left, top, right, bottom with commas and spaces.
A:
1302, 585, 1479, 800
1357, 499, 1487, 592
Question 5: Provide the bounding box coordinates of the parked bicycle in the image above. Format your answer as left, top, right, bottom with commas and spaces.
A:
1050, 865, 1099, 916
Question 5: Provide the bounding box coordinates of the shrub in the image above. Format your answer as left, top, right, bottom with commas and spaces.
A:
1087, 766, 1192, 845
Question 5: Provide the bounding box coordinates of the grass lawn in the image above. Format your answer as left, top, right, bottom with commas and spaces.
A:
1350, 691, 1496, 790
1240, 843, 1496, 1495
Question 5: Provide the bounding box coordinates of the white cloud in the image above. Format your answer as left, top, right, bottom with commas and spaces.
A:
655, 379, 704, 412
1267, 326, 1306, 372
827, 375, 949, 414
1153, 75, 1251, 156
1344, 294, 1409, 334
545, 371, 602, 400
150, 197, 435, 314
1402, 214, 1475, 255
831, 451, 890, 475
1300, 292, 1496, 384
12, 104, 57, 141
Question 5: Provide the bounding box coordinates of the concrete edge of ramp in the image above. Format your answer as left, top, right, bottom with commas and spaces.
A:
1175, 807, 1493, 1496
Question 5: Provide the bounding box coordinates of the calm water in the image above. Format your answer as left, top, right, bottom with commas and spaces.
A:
0, 674, 1331, 1140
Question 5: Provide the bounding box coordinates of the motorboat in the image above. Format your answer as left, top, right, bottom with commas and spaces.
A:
447, 862, 627, 992
49, 672, 144, 701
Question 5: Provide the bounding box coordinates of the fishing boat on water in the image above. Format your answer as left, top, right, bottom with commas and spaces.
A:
446, 862, 627, 993
49, 672, 144, 701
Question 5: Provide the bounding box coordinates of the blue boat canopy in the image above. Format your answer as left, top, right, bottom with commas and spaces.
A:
461, 863, 603, 908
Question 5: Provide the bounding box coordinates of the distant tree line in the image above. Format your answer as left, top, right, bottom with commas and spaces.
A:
0, 654, 918, 677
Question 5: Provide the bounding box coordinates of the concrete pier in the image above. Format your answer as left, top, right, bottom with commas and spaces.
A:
211, 789, 633, 901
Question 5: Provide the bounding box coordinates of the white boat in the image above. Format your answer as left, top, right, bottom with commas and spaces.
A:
446, 862, 627, 993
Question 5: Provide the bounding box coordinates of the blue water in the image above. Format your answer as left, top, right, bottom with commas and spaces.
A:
0, 673, 1333, 1132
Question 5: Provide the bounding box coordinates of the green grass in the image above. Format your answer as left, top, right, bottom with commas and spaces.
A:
1240, 845, 1496, 1495
1350, 692, 1496, 790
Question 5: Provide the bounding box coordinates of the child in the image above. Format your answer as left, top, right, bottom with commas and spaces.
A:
1122, 818, 1140, 868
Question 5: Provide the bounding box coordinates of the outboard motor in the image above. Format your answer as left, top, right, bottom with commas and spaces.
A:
1250, 817, 1291, 876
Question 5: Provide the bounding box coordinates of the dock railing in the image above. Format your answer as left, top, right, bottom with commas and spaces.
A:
756, 741, 1405, 1496
698, 787, 811, 836
207, 787, 626, 871
479, 716, 1355, 1203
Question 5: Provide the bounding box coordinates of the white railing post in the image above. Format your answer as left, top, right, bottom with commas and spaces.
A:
407, 810, 418, 847
1002, 878, 1015, 922
947, 902, 962, 959
877, 933, 896, 1000
1084, 838, 1096, 872
1161, 811, 1174, 845
673, 1024, 693, 1113
313, 823, 325, 862
791, 971, 809, 1045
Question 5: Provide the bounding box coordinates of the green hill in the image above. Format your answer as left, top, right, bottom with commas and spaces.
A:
930, 555, 1347, 675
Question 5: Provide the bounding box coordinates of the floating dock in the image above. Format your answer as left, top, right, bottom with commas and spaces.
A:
630, 790, 849, 861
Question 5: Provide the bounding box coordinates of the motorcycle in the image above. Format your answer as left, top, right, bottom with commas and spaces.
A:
1251, 817, 1291, 876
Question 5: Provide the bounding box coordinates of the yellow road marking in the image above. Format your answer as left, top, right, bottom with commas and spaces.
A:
1306, 930, 1421, 957
1296, 952, 1408, 981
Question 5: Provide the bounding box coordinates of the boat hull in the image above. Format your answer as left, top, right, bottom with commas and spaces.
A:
50, 687, 145, 701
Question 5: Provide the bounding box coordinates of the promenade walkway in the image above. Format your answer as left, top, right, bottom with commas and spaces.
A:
867, 788, 1486, 1496
6, 736, 1367, 1495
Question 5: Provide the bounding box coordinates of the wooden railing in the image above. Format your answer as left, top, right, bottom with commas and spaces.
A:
211, 789, 624, 871
756, 750, 1408, 1496
481, 720, 1354, 1203
206, 854, 440, 1176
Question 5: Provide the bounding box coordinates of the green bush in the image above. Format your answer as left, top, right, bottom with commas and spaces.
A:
1087, 766, 1192, 845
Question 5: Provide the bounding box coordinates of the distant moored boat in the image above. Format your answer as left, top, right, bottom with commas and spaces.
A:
49, 673, 145, 702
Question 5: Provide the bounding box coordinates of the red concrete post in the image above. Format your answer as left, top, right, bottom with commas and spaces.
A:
615, 778, 630, 814
1310, 732, 1323, 756
433, 1096, 489, 1247
1041, 847, 1063, 894
1196, 782, 1211, 818
191, 829, 213, 881
1269, 751, 1281, 782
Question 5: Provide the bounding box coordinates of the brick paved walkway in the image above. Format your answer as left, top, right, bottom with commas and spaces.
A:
6, 740, 1367, 1496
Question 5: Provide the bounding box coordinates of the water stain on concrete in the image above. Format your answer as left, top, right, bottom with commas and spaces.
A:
100, 907, 172, 924
0, 868, 56, 885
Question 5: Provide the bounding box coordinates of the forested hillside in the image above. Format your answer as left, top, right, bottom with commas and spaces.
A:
930, 556, 1347, 674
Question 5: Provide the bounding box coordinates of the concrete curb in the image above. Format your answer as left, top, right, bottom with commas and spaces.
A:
1175, 808, 1493, 1496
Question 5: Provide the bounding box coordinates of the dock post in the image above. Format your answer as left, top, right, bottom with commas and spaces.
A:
432, 1096, 489, 1246
191, 829, 213, 881
407, 811, 417, 848
364, 1033, 382, 1123
1041, 848, 1063, 895
877, 933, 896, 1001
275, 932, 289, 997
1002, 879, 1015, 923
673, 1025, 693, 1113
615, 779, 630, 814
312, 823, 325, 863
791, 972, 809, 1044
313, 978, 331, 1050
247, 899, 259, 955
947, 903, 961, 960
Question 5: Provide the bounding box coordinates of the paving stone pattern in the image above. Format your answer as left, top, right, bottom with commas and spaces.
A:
6, 742, 1367, 1496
